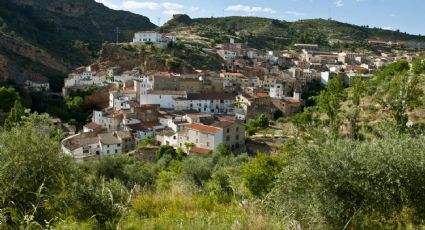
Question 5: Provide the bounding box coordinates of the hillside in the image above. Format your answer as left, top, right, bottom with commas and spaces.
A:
97, 42, 223, 73
161, 15, 425, 49
0, 0, 156, 88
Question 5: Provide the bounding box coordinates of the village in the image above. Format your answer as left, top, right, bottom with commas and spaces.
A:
58, 30, 421, 161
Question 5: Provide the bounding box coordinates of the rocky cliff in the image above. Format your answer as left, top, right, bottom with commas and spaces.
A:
0, 0, 156, 88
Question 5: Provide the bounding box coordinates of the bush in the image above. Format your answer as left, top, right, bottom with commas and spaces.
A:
182, 156, 214, 187
156, 145, 178, 160
242, 153, 283, 197
207, 168, 234, 203
268, 131, 425, 229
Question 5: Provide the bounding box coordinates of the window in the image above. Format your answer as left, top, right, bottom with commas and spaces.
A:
115, 149, 118, 153
236, 127, 239, 132
206, 142, 210, 147
227, 128, 230, 133
236, 135, 239, 140
196, 139, 199, 143
107, 150, 110, 154
226, 136, 230, 141
117, 144, 121, 147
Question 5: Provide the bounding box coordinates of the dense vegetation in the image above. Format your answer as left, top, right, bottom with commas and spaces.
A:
161, 15, 425, 51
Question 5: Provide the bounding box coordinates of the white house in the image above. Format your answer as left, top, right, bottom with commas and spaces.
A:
132, 31, 176, 44
217, 50, 237, 62
174, 93, 235, 114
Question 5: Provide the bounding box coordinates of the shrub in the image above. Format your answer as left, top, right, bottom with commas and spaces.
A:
242, 154, 283, 197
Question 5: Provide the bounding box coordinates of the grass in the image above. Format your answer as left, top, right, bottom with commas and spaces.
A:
119, 192, 287, 230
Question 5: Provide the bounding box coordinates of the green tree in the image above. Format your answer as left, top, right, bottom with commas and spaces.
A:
156, 145, 178, 160
242, 154, 283, 197
317, 77, 346, 137
382, 73, 423, 130
349, 76, 365, 139
138, 136, 155, 147
182, 156, 214, 187
207, 168, 234, 203
268, 128, 425, 229
257, 114, 270, 128
0, 113, 74, 226
0, 86, 20, 112
412, 57, 425, 75
184, 142, 195, 153
4, 100, 25, 131
215, 143, 232, 157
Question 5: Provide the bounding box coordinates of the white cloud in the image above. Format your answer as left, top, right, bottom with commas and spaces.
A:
389, 13, 396, 17
383, 26, 393, 30
163, 9, 181, 15
225, 4, 276, 14
161, 2, 184, 10
285, 11, 305, 16
334, 0, 344, 7
121, 1, 161, 10
96, 1, 188, 12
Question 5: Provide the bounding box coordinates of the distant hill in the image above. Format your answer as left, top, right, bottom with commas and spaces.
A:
0, 0, 156, 90
160, 15, 425, 50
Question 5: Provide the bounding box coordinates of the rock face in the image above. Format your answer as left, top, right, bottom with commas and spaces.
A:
0, 0, 157, 86
12, 0, 87, 17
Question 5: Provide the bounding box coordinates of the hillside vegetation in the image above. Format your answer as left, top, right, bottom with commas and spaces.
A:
161, 15, 425, 50
98, 42, 223, 72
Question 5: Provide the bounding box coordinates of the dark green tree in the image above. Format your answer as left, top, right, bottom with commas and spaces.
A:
0, 86, 20, 112
156, 145, 178, 160
257, 114, 270, 128
4, 100, 25, 131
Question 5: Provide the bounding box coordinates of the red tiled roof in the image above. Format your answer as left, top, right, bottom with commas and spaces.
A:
186, 123, 221, 134
255, 92, 269, 98
84, 122, 101, 130
143, 121, 161, 128
190, 147, 212, 154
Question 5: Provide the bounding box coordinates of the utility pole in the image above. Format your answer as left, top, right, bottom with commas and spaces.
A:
115, 27, 120, 44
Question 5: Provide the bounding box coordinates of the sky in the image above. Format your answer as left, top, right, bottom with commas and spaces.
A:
94, 0, 425, 35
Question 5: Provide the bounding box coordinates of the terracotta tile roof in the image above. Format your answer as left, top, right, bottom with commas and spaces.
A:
143, 121, 162, 128
84, 122, 101, 130
255, 92, 269, 98
186, 123, 221, 134
285, 99, 301, 104
190, 147, 212, 154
